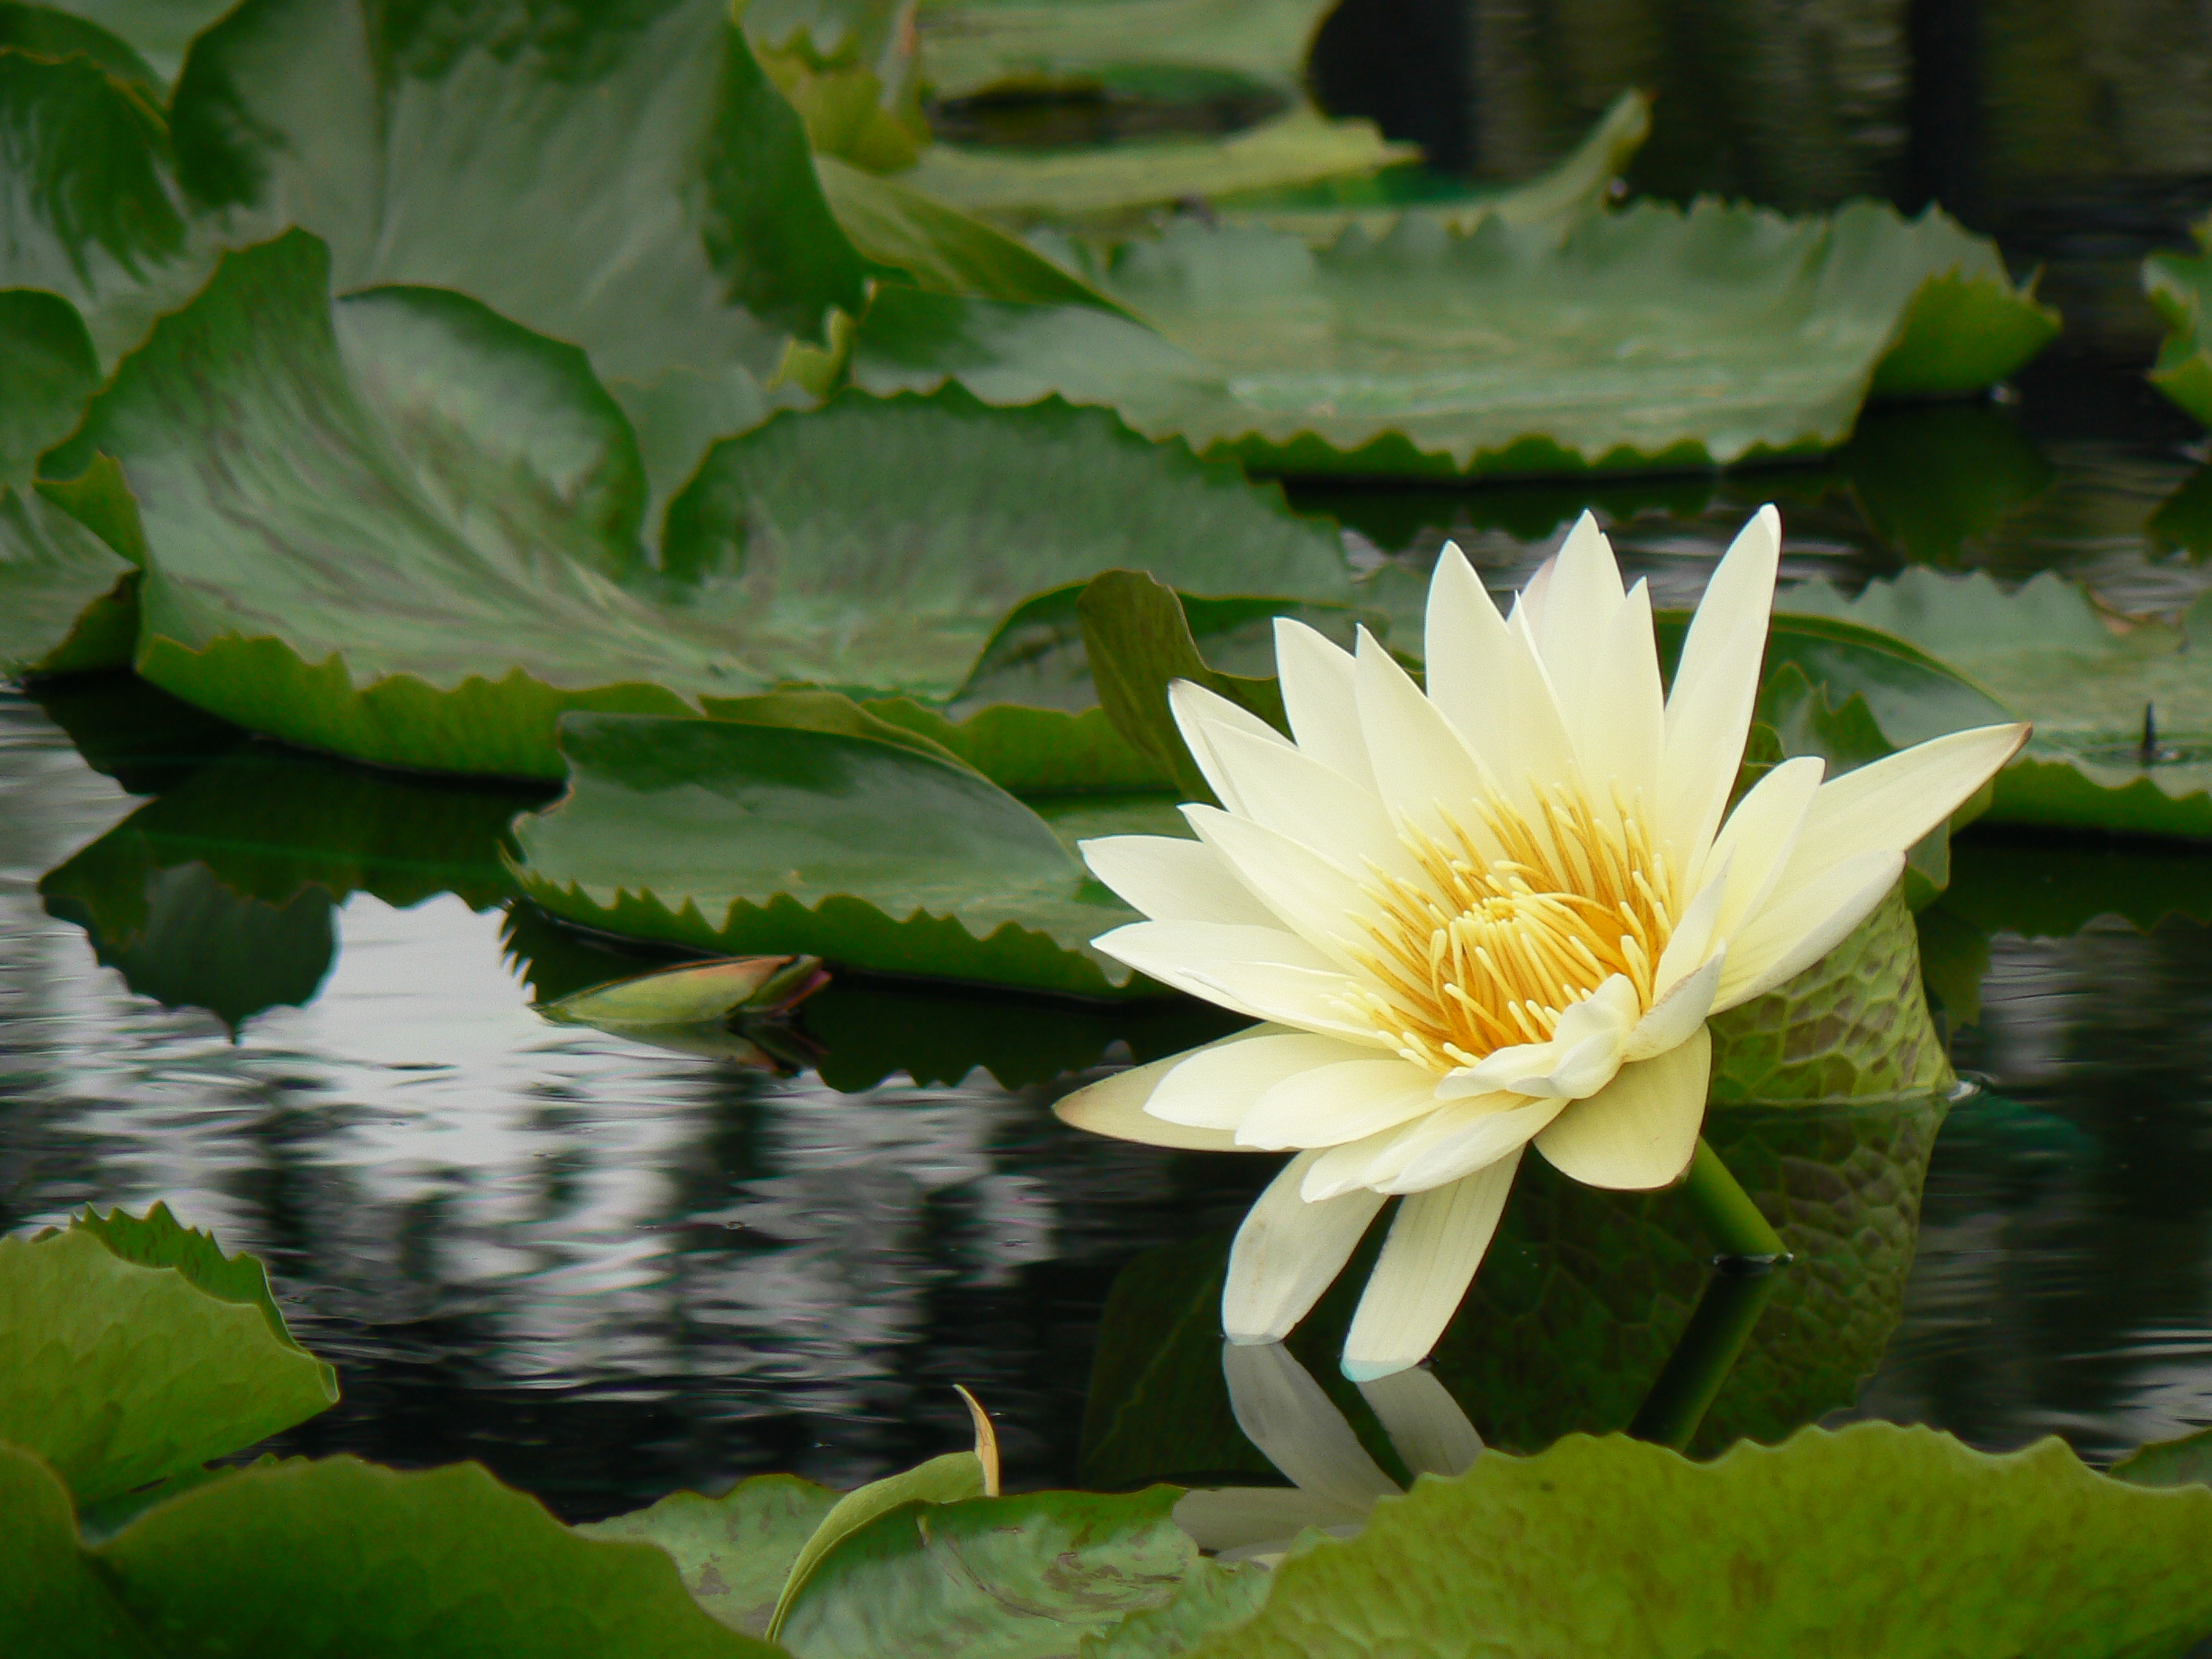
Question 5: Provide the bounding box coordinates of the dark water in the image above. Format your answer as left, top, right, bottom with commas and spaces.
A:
7, 351, 2212, 1518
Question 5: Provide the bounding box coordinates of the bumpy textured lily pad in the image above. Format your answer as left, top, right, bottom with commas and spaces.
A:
581, 1474, 840, 1636
0, 1207, 336, 1505
1189, 1425, 2212, 1659
858, 199, 2056, 476
90, 1456, 775, 1657
779, 1487, 1197, 1659
47, 231, 1348, 778
2145, 216, 2212, 428
507, 712, 1164, 999
1782, 566, 2212, 836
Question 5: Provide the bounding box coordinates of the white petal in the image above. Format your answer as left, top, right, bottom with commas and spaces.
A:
1695, 755, 1824, 943
1090, 919, 1379, 1038
1445, 974, 1639, 1100
1356, 1366, 1481, 1478
1533, 1026, 1709, 1189
1502, 606, 1578, 803
1369, 1095, 1566, 1195
1661, 507, 1780, 857
1531, 512, 1626, 726
1569, 578, 1665, 813
1224, 1152, 1389, 1344
1352, 629, 1499, 851
1622, 949, 1723, 1063
1713, 849, 1903, 1010
1173, 1487, 1364, 1555
1222, 1340, 1401, 1510
1341, 1157, 1522, 1381
1300, 1121, 1423, 1202
1150, 1031, 1383, 1131
1181, 805, 1373, 966
1649, 847, 1732, 998
1202, 724, 1418, 882
1512, 550, 1558, 633
1081, 834, 1280, 928
1422, 543, 1518, 782
1238, 1057, 1445, 1150
1779, 723, 2030, 881
1054, 1031, 1280, 1151
1170, 679, 1291, 813
1274, 618, 1375, 790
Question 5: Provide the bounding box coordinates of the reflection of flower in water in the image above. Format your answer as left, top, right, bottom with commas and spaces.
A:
1175, 1340, 1481, 1566
1059, 511, 2025, 1379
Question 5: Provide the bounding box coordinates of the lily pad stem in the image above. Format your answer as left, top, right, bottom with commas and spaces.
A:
1683, 1138, 1789, 1261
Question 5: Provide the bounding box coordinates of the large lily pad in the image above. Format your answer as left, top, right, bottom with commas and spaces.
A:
580, 1474, 840, 1636
1189, 1425, 2212, 1659
779, 1487, 1197, 1659
0, 1446, 156, 1657
1782, 566, 2212, 836
46, 230, 1349, 778
0, 41, 218, 365
856, 198, 2056, 477
0, 1206, 337, 1506
507, 712, 1167, 999
166, 0, 866, 384
87, 1456, 775, 1656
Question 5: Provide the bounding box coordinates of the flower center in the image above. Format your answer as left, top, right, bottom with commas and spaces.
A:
1341, 786, 1679, 1075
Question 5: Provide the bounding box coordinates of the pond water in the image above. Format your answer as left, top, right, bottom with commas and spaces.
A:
6, 349, 2212, 1522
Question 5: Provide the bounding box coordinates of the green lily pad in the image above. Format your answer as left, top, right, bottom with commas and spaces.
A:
50, 229, 1346, 778
0, 1445, 156, 1657
0, 1207, 337, 1506
897, 105, 1412, 229
778, 1487, 1197, 1659
658, 383, 1350, 703
1185, 1424, 2212, 1659
1781, 566, 2212, 836
2111, 1426, 2212, 1490
818, 153, 1133, 313
856, 198, 2056, 477
2145, 215, 2212, 428
1079, 1555, 1271, 1659
27, 0, 228, 80
0, 43, 219, 365
0, 1, 163, 93
767, 1447, 995, 1645
508, 712, 1164, 999
915, 0, 1333, 103
167, 0, 866, 385
580, 1473, 840, 1637
752, 0, 927, 170
89, 1455, 776, 1656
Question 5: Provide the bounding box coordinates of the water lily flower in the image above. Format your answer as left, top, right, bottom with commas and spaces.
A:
1057, 508, 2027, 1380
1174, 1341, 1480, 1566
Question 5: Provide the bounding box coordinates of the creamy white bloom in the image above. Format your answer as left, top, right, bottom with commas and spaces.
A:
1057, 508, 2028, 1380
1174, 1340, 1481, 1566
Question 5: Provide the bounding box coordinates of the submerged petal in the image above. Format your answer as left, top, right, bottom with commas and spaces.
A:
1533, 1026, 1709, 1189
1172, 1486, 1365, 1555
1354, 1365, 1482, 1478
1222, 1339, 1401, 1510
1341, 1155, 1522, 1380
1224, 1153, 1389, 1344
